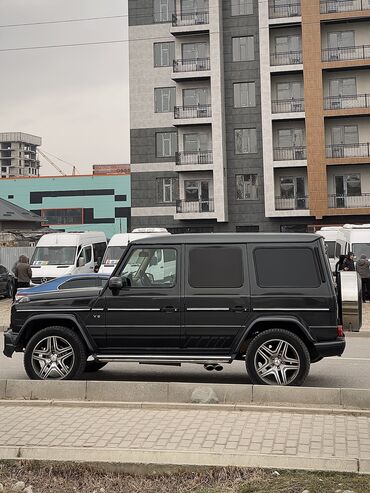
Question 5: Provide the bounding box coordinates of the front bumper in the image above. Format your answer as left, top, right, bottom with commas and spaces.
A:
3, 329, 18, 358
313, 337, 345, 358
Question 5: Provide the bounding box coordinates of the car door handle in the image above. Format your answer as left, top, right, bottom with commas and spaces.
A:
161, 306, 178, 313
230, 306, 247, 312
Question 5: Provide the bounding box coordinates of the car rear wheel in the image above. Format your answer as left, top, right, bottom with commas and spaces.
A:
5, 281, 14, 299
84, 361, 107, 373
245, 328, 310, 386
24, 326, 86, 380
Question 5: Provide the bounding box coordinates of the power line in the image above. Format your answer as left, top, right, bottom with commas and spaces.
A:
0, 39, 127, 52
0, 14, 127, 29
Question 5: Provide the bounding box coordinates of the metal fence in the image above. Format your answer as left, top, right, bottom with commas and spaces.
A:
173, 58, 210, 73
322, 45, 370, 62
0, 246, 35, 271
324, 94, 370, 110
272, 98, 305, 113
269, 1, 301, 18
320, 0, 369, 14
172, 11, 209, 26
326, 143, 370, 158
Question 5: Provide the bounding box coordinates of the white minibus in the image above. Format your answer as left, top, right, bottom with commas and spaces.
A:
31, 232, 107, 284
317, 227, 340, 272
335, 224, 370, 265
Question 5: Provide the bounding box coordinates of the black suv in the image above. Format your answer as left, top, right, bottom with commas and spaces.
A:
4, 234, 360, 386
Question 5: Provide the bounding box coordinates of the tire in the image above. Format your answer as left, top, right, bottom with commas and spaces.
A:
5, 282, 14, 299
245, 328, 310, 386
84, 361, 107, 373
24, 326, 87, 380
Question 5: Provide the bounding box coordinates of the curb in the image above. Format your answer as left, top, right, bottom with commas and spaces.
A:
0, 445, 365, 474
346, 331, 370, 338
2, 380, 370, 410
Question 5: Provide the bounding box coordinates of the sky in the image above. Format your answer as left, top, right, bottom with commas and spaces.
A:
0, 0, 129, 175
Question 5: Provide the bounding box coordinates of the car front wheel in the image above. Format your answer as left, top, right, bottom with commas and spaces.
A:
24, 326, 86, 380
245, 328, 310, 386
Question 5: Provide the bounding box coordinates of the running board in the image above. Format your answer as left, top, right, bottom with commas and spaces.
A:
95, 355, 232, 364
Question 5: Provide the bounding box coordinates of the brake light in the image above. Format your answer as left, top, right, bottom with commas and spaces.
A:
337, 325, 344, 337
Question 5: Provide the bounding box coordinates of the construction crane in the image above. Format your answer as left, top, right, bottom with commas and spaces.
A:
38, 149, 78, 176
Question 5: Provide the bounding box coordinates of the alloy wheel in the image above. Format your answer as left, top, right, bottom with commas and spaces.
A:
31, 335, 75, 380
254, 338, 300, 385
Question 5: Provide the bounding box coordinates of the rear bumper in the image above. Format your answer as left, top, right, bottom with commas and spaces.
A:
3, 329, 18, 358
313, 338, 345, 358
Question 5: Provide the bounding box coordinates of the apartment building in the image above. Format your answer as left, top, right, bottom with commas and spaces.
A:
0, 133, 41, 178
129, 0, 370, 233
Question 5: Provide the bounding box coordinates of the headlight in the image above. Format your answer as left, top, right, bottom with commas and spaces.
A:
16, 296, 31, 303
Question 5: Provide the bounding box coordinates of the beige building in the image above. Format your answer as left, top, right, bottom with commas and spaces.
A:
0, 133, 41, 179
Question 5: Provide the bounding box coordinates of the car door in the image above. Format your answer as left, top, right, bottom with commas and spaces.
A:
104, 244, 181, 353
183, 243, 251, 356
0, 265, 8, 294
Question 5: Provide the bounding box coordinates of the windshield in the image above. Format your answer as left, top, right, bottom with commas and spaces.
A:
103, 246, 125, 265
31, 246, 77, 266
325, 241, 335, 258
352, 243, 370, 259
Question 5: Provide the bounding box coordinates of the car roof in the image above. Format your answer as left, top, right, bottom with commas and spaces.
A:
129, 233, 321, 245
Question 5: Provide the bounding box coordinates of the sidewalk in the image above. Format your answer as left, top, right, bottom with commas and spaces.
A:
0, 401, 370, 473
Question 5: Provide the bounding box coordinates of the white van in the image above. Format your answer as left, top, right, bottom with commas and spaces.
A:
317, 227, 340, 272
99, 228, 170, 275
31, 232, 107, 284
335, 224, 370, 265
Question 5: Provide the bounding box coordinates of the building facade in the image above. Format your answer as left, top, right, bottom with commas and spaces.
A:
128, 0, 370, 233
0, 175, 131, 239
0, 133, 41, 179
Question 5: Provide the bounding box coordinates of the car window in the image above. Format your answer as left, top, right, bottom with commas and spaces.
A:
254, 247, 321, 288
59, 278, 98, 290
118, 247, 177, 288
188, 246, 244, 288
0, 266, 7, 275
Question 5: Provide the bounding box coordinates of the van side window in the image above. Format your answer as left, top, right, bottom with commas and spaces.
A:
93, 242, 107, 262
335, 243, 341, 258
84, 246, 92, 263
254, 247, 320, 288
188, 246, 243, 288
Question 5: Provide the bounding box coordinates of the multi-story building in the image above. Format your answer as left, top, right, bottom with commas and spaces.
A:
0, 133, 41, 179
129, 0, 370, 233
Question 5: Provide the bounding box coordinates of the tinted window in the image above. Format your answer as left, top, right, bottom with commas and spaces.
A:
93, 242, 107, 262
325, 241, 335, 258
188, 246, 243, 288
60, 278, 98, 290
335, 242, 342, 257
254, 247, 320, 288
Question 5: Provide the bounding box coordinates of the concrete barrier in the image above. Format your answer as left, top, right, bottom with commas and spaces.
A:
2, 379, 370, 410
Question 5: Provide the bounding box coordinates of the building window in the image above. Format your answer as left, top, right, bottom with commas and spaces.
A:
183, 87, 210, 106
328, 31, 355, 49
154, 87, 176, 113
231, 0, 253, 16
236, 174, 258, 200
329, 77, 356, 97
234, 82, 256, 108
335, 175, 361, 197
153, 0, 175, 22
41, 208, 83, 225
156, 132, 177, 158
156, 177, 178, 203
154, 42, 175, 67
234, 128, 257, 154
232, 36, 254, 62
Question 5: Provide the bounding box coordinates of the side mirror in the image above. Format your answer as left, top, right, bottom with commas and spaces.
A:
109, 277, 123, 290
78, 257, 86, 267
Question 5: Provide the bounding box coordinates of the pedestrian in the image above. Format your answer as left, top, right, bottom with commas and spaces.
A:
13, 255, 32, 301
356, 254, 370, 303
342, 252, 355, 271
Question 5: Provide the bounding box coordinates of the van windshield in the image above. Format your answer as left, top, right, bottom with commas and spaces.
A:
352, 243, 370, 259
103, 246, 125, 265
31, 247, 77, 266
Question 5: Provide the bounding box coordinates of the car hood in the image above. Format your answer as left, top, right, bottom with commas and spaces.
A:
16, 287, 102, 307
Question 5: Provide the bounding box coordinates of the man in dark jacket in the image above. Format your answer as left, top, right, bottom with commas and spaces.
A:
343, 252, 355, 271
356, 254, 370, 302
13, 255, 32, 301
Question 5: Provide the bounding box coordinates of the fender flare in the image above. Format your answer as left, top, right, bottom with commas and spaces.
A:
235, 315, 315, 353
16, 313, 95, 352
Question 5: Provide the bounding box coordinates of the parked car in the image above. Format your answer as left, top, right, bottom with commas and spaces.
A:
3, 233, 361, 384
0, 265, 15, 299
15, 273, 110, 301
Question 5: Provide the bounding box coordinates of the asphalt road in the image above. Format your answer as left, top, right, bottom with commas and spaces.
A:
0, 335, 369, 388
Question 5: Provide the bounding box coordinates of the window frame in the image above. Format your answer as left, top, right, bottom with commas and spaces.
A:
40, 208, 83, 226
234, 128, 258, 154
232, 36, 255, 62
153, 0, 175, 23
233, 81, 256, 108
236, 174, 259, 200
154, 87, 176, 113
155, 131, 178, 158
231, 0, 253, 16
153, 42, 175, 67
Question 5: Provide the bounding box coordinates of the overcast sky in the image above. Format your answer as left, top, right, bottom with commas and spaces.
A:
0, 0, 129, 175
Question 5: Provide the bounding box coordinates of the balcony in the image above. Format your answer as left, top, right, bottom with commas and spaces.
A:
328, 193, 370, 208
174, 104, 212, 122
326, 143, 370, 158
324, 94, 370, 110
270, 51, 303, 66
269, 1, 301, 18
176, 199, 214, 213
172, 11, 209, 26
172, 58, 211, 80
322, 45, 370, 62
275, 196, 309, 210
320, 0, 370, 14
175, 150, 213, 165
272, 98, 305, 113
273, 146, 307, 160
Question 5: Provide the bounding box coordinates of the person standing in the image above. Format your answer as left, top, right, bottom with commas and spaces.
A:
343, 252, 355, 271
13, 255, 32, 300
356, 254, 370, 303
